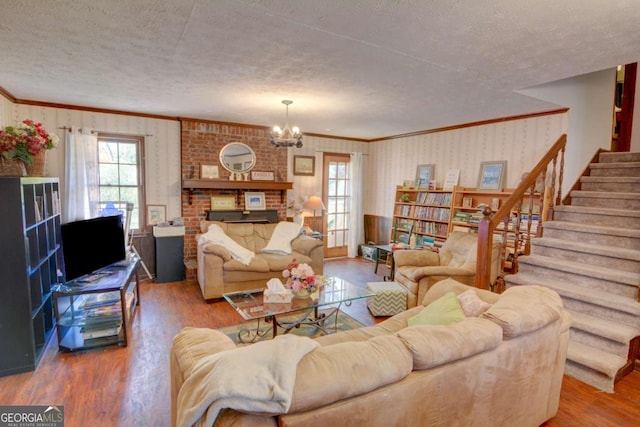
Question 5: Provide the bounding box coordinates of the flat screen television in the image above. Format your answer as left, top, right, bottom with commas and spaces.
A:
61, 215, 126, 281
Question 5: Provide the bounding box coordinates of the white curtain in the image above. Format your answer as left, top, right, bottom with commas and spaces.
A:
348, 152, 364, 258
63, 127, 99, 223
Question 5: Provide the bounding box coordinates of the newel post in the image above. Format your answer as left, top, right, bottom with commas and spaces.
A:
475, 204, 493, 290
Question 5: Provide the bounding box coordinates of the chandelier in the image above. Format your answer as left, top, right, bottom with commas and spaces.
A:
270, 100, 303, 148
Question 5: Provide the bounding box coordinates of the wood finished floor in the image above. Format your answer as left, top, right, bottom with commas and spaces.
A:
0, 258, 639, 426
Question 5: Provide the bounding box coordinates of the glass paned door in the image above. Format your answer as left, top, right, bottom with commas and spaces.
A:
323, 153, 350, 258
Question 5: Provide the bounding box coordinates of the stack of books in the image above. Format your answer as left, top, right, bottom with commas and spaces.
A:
452, 211, 472, 223
80, 291, 123, 340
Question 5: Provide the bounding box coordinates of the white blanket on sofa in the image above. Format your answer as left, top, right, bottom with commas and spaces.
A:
261, 221, 302, 255
198, 224, 255, 265
176, 334, 319, 427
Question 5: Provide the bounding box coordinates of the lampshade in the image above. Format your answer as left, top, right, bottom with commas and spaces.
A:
304, 196, 325, 210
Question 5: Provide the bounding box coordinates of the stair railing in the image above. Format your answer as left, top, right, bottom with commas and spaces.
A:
476, 134, 567, 290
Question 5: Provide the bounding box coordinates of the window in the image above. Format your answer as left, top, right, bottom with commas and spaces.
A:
97, 134, 145, 230
323, 153, 351, 258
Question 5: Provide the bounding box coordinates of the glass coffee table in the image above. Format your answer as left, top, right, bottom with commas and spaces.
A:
223, 276, 374, 343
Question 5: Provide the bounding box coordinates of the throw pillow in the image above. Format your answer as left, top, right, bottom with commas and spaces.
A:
198, 224, 255, 266
457, 289, 492, 317
407, 291, 466, 327
261, 221, 302, 255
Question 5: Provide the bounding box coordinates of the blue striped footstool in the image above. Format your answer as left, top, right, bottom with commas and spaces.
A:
366, 281, 407, 316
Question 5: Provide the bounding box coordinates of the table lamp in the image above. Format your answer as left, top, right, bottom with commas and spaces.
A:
303, 196, 326, 233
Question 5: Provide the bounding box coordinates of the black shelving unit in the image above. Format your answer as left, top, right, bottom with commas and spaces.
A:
0, 177, 62, 377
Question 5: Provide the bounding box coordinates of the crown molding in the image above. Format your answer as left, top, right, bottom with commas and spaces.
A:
367, 108, 570, 142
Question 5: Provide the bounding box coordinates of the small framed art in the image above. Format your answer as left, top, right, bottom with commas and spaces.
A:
415, 164, 435, 189
244, 192, 266, 210
477, 161, 507, 191
147, 204, 166, 225
201, 165, 219, 179
211, 196, 236, 210
293, 155, 315, 176
251, 171, 275, 181
443, 169, 460, 191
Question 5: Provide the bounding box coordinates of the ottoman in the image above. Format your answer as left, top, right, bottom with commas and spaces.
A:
366, 281, 407, 316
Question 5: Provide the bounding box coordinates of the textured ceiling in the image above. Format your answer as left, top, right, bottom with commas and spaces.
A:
1, 0, 639, 139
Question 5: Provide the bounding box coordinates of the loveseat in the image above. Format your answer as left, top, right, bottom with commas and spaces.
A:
394, 231, 502, 307
171, 278, 570, 427
197, 221, 323, 300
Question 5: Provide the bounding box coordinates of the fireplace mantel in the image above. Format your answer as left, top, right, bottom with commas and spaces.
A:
182, 179, 293, 204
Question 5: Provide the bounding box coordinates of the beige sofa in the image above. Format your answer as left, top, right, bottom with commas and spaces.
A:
394, 231, 502, 307
196, 221, 323, 300
171, 279, 570, 427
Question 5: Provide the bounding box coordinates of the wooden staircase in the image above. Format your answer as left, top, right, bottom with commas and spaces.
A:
505, 151, 640, 392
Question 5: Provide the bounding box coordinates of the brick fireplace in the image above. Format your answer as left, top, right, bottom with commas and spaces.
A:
180, 118, 289, 281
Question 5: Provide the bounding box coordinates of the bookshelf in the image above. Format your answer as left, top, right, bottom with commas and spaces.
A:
0, 177, 62, 376
450, 186, 542, 272
392, 186, 453, 247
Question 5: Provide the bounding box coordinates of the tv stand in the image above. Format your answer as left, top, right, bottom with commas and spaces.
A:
52, 253, 141, 351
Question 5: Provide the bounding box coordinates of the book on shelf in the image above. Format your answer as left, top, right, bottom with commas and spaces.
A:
81, 321, 122, 340
81, 291, 120, 309
453, 212, 472, 223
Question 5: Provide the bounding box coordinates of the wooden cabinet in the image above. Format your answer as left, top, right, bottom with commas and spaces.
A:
0, 177, 62, 376
392, 186, 453, 246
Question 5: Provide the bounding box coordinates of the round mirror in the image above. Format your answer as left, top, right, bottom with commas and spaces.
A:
219, 142, 256, 174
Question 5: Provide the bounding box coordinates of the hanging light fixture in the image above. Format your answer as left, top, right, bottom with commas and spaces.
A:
270, 100, 303, 148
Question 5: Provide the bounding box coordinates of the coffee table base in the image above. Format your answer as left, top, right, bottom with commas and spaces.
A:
236, 302, 350, 344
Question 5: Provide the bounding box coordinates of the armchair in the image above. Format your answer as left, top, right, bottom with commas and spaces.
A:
393, 231, 502, 307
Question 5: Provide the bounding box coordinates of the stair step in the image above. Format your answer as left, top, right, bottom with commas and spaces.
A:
569, 190, 640, 210
530, 237, 640, 273
599, 152, 640, 163
566, 341, 627, 379
580, 176, 640, 192
532, 237, 640, 262
518, 254, 640, 287
542, 220, 640, 250
543, 220, 640, 238
569, 311, 640, 345
589, 161, 640, 177
518, 254, 640, 298
505, 273, 640, 318
554, 205, 640, 227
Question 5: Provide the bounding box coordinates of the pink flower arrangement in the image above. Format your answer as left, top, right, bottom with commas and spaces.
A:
287, 197, 304, 215
0, 119, 59, 165
282, 259, 322, 293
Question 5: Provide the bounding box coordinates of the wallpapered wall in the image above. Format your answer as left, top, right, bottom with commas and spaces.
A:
2, 95, 569, 227
7, 104, 182, 220
364, 113, 569, 218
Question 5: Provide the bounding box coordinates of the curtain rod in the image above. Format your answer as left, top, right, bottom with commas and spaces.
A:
58, 126, 153, 137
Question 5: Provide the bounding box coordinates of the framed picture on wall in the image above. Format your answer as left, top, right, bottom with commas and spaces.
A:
211, 196, 236, 210
244, 192, 266, 210
293, 155, 315, 176
201, 164, 219, 179
147, 204, 166, 225
477, 161, 507, 191
415, 164, 435, 189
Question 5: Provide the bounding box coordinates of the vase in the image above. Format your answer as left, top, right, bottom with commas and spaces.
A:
0, 157, 27, 176
292, 289, 311, 298
26, 150, 47, 176
293, 213, 303, 225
